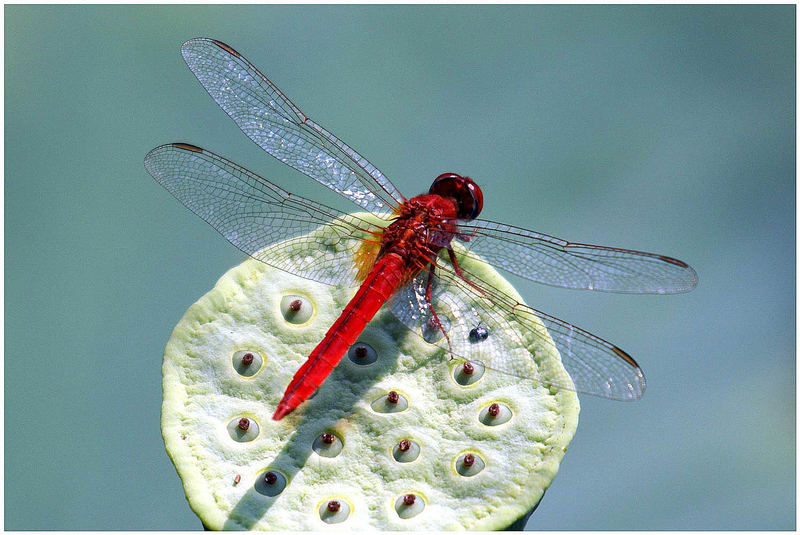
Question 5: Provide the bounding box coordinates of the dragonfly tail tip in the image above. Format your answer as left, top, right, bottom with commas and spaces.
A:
272, 402, 293, 420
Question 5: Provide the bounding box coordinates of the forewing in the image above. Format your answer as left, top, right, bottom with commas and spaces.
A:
180, 38, 406, 215
388, 260, 645, 400
455, 218, 697, 294
144, 143, 388, 287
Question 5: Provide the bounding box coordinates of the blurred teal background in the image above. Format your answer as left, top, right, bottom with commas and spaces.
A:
5, 5, 794, 530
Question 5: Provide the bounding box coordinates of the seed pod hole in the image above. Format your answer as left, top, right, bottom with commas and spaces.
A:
421, 314, 450, 344
478, 402, 513, 426
453, 359, 485, 386
279, 295, 313, 325
347, 342, 378, 366
254, 470, 286, 497
371, 391, 409, 413
455, 452, 485, 477
231, 349, 263, 377
394, 492, 425, 519
312, 431, 343, 457
226, 416, 259, 442
318, 498, 351, 524
392, 439, 420, 463
469, 325, 489, 342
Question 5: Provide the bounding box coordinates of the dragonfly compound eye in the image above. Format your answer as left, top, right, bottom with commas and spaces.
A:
429, 173, 484, 220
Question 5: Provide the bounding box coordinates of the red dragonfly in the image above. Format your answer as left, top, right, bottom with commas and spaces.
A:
145, 38, 697, 420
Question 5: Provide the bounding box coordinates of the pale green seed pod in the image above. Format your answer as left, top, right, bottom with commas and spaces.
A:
160, 214, 579, 530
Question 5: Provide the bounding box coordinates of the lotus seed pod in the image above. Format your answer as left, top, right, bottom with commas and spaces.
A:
469, 325, 490, 342
225, 416, 259, 443
370, 390, 409, 413
348, 342, 378, 366
395, 492, 425, 519
479, 402, 513, 426
456, 451, 486, 477
318, 498, 351, 524
421, 314, 450, 343
160, 213, 579, 530
231, 350, 263, 377
279, 294, 313, 324
392, 438, 421, 463
254, 470, 286, 497
453, 359, 486, 386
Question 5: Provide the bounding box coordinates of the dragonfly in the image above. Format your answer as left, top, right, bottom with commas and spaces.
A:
144, 38, 697, 421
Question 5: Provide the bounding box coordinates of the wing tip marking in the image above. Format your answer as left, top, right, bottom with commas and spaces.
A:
172, 143, 204, 153
612, 345, 640, 369
211, 39, 241, 57
658, 255, 689, 268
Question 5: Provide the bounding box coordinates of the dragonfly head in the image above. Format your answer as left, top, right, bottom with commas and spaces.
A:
429, 173, 483, 220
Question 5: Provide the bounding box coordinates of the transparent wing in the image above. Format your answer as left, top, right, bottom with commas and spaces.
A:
453, 218, 698, 294
389, 259, 645, 400
180, 38, 406, 215
144, 143, 388, 287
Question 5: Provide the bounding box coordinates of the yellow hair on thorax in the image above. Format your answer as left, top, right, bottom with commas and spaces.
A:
354, 238, 381, 282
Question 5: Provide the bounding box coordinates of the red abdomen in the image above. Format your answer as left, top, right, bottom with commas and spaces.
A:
272, 252, 408, 420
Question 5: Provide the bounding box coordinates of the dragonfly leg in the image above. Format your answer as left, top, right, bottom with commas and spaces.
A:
447, 246, 488, 297
424, 260, 454, 357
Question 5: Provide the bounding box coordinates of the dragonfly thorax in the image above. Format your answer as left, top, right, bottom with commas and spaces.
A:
379, 195, 460, 268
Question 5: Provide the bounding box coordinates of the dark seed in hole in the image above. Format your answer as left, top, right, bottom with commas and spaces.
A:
403, 494, 416, 506
387, 391, 399, 404
398, 439, 411, 452
353, 345, 367, 359
463, 454, 475, 467
233, 474, 241, 485
264, 472, 278, 485
241, 352, 254, 366
321, 433, 336, 445
289, 299, 302, 312
488, 403, 500, 417
237, 418, 250, 431
469, 326, 489, 341
462, 362, 474, 375
327, 500, 341, 512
